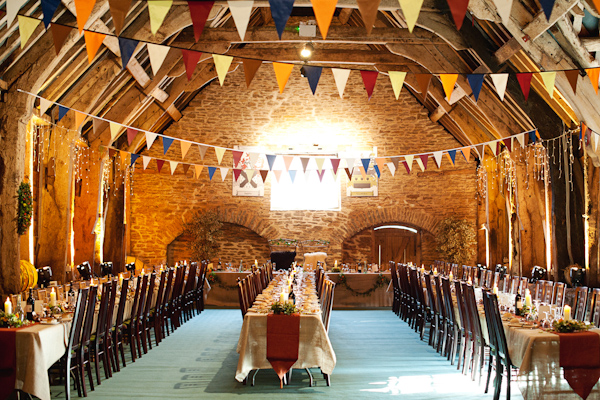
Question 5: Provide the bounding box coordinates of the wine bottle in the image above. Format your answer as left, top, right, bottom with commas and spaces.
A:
16, 295, 24, 322
26, 289, 35, 321
68, 284, 76, 309
515, 293, 522, 316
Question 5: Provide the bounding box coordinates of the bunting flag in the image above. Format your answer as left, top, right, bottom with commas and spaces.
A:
516, 132, 526, 148
345, 158, 355, 169
440, 74, 458, 100
83, 31, 106, 63
247, 169, 256, 182
126, 127, 138, 145
357, 0, 381, 35
208, 166, 217, 180
304, 65, 323, 95
360, 70, 378, 100
387, 162, 396, 176
539, 71, 556, 97
467, 74, 484, 102
516, 73, 533, 100
118, 37, 139, 69
344, 167, 353, 180
41, 0, 61, 28
75, 0, 95, 33
448, 0, 470, 30
564, 69, 579, 95
331, 68, 351, 98
228, 0, 253, 40
233, 168, 242, 181
538, 0, 556, 21
489, 140, 497, 156
315, 157, 325, 171
148, 0, 173, 35
220, 167, 229, 181
273, 169, 283, 183
492, 0, 512, 25
188, 1, 214, 41
50, 23, 73, 55
169, 160, 178, 175
7, 0, 27, 28
39, 98, 52, 116
243, 59, 263, 87
289, 170, 297, 183
390, 157, 399, 170
404, 155, 414, 172
162, 137, 174, 154
475, 144, 485, 159
147, 43, 170, 76
212, 54, 233, 85
359, 166, 367, 178
108, 0, 132, 36
419, 154, 429, 170
586, 68, 600, 94
198, 145, 208, 160
143, 156, 152, 170
375, 157, 386, 173
146, 132, 158, 149
389, 71, 407, 100
415, 73, 432, 100
330, 158, 340, 175
317, 169, 327, 181
361, 158, 370, 171
447, 149, 457, 165
311, 0, 338, 39
195, 165, 203, 178
490, 73, 509, 101
273, 62, 294, 93
18, 16, 41, 49
260, 170, 269, 183
300, 158, 310, 172
283, 156, 294, 171
182, 49, 202, 81
180, 141, 192, 160
373, 164, 381, 178
156, 159, 165, 173
248, 152, 259, 167
266, 154, 277, 170
503, 137, 512, 152
92, 118, 105, 135
433, 151, 443, 168
232, 150, 244, 166
182, 164, 191, 175
528, 129, 537, 143
58, 105, 69, 121
75, 111, 86, 130
399, 0, 423, 33
130, 153, 139, 167
215, 147, 226, 164
402, 161, 410, 174
269, 0, 295, 39
461, 148, 471, 162
109, 122, 121, 142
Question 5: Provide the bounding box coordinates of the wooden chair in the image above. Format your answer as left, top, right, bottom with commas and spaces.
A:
112, 278, 130, 371
481, 290, 498, 397
141, 273, 156, 353
423, 273, 439, 346
519, 277, 529, 297
543, 281, 554, 304
152, 270, 168, 345
78, 285, 98, 396
509, 276, 519, 295
574, 286, 589, 321
454, 280, 471, 374
552, 282, 566, 307
533, 280, 545, 301
463, 283, 486, 382
433, 275, 447, 353
62, 287, 89, 400
237, 279, 248, 317
441, 277, 459, 365
502, 274, 511, 293
161, 268, 175, 338
90, 281, 113, 385
589, 288, 600, 327
487, 293, 517, 400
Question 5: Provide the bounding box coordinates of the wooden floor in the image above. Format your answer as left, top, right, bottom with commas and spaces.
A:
47, 309, 523, 399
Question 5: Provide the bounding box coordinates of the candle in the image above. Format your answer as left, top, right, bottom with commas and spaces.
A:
493, 285, 498, 295
449, 272, 454, 281
280, 292, 285, 303
433, 267, 438, 275
525, 293, 532, 307
255, 259, 258, 268
468, 277, 472, 285
564, 305, 571, 321
119, 273, 123, 286
50, 288, 57, 307
4, 297, 12, 315
334, 260, 338, 268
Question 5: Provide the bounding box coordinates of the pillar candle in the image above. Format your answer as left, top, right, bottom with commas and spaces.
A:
449, 272, 454, 281
255, 259, 258, 268
334, 260, 338, 268
50, 288, 57, 307
280, 292, 285, 303
525, 293, 532, 307
564, 305, 571, 321
493, 285, 498, 295
4, 297, 12, 314
119, 273, 123, 286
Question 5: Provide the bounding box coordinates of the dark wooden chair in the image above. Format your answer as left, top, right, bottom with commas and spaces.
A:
141, 273, 156, 352
152, 270, 167, 345
162, 268, 175, 339
441, 277, 459, 365
78, 285, 98, 396
90, 281, 112, 385
112, 277, 130, 370
574, 286, 589, 321
590, 288, 600, 327
62, 287, 88, 400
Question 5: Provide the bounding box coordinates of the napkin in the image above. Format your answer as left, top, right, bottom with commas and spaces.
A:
266, 313, 300, 388
558, 331, 600, 400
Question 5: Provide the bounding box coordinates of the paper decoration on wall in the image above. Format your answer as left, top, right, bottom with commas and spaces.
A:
127, 127, 138, 145
516, 72, 533, 100
273, 62, 294, 93
109, 123, 121, 142
7, 0, 27, 27
311, 0, 338, 39
360, 70, 378, 100
331, 158, 340, 174
232, 150, 244, 166
503, 137, 512, 152
415, 73, 432, 100
215, 147, 226, 164
269, 0, 295, 39
75, 0, 96, 33
182, 164, 191, 175
169, 161, 178, 175
467, 74, 484, 102
492, 0, 512, 25
564, 69, 579, 95
447, 0, 470, 30
50, 23, 73, 55
18, 16, 40, 49
300, 158, 310, 172
516, 132, 525, 148
586, 68, 600, 94
331, 68, 351, 98
373, 165, 381, 178
538, 0, 556, 21
304, 66, 323, 95
260, 170, 269, 182
108, 0, 132, 36
118, 37, 139, 69
243, 59, 263, 87
440, 74, 458, 100
539, 71, 556, 97
180, 141, 192, 160
447, 149, 457, 165
461, 148, 471, 162
356, 0, 381, 35
188, 0, 214, 41
233, 168, 242, 181
181, 49, 203, 81
389, 71, 407, 100
147, 43, 170, 76
273, 169, 282, 182
148, 0, 173, 35
156, 159, 165, 173
361, 158, 370, 171
41, 0, 61, 28
146, 132, 158, 150
212, 54, 233, 86
490, 73, 509, 101
344, 168, 353, 180
83, 31, 106, 63
228, 0, 254, 40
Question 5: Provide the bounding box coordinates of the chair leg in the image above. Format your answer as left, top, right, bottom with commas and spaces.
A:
485, 353, 493, 393
64, 357, 71, 400
94, 343, 101, 385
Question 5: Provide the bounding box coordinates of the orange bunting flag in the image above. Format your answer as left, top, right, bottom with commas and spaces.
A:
75, 0, 96, 33
415, 73, 432, 101
75, 111, 87, 130
273, 62, 294, 93
440, 74, 458, 100
586, 68, 600, 94
50, 24, 73, 55
461, 148, 471, 162
180, 141, 192, 160
195, 165, 204, 179
84, 31, 106, 64
310, 0, 338, 39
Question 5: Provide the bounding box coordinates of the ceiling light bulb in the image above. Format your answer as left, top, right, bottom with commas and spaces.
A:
300, 43, 314, 59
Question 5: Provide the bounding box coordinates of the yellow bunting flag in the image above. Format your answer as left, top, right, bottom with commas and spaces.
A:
83, 31, 106, 63
148, 0, 173, 35
214, 147, 226, 164
180, 141, 192, 160
489, 141, 497, 156
586, 68, 600, 94
388, 71, 407, 100
195, 165, 204, 179
315, 158, 325, 172
440, 74, 458, 100
273, 62, 294, 93
404, 155, 414, 171
212, 54, 234, 86
18, 16, 41, 49
539, 71, 556, 97
109, 122, 121, 142
75, 111, 87, 130
75, 0, 96, 33
310, 0, 338, 39
516, 133, 526, 148
398, 0, 424, 33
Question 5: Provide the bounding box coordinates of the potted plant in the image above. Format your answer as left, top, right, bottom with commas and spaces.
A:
183, 209, 223, 261
435, 217, 476, 265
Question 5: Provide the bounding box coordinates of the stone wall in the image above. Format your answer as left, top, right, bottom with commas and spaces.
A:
129, 66, 478, 266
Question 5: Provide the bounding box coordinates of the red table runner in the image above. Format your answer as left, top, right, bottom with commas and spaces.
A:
0, 326, 22, 400
266, 313, 300, 387
558, 331, 600, 400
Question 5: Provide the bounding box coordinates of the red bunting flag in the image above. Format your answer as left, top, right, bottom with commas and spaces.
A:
232, 150, 244, 166
447, 0, 470, 30
188, 1, 214, 41
402, 161, 411, 174
233, 169, 242, 181
503, 138, 512, 152
181, 49, 202, 81
127, 127, 138, 145
156, 159, 165, 173
330, 158, 340, 175
516, 73, 533, 101
419, 154, 429, 170
360, 70, 378, 100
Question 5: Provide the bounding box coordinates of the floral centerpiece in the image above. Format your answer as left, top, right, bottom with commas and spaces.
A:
270, 301, 298, 315
0, 311, 30, 328
552, 319, 592, 333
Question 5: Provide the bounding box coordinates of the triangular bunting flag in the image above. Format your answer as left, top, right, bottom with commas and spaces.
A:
266, 154, 277, 170
283, 156, 294, 171
75, 111, 86, 130
461, 148, 471, 162
156, 159, 165, 173
58, 105, 69, 121
357, 0, 381, 35
83, 31, 106, 63
110, 122, 121, 142
243, 59, 262, 87
108, 0, 132, 36
399, 0, 424, 33
315, 158, 325, 171
39, 98, 52, 116
180, 141, 192, 160
7, 0, 27, 28
208, 166, 217, 180
516, 73, 533, 101
300, 158, 310, 172
212, 54, 233, 86
440, 74, 458, 100
18, 16, 41, 49
317, 169, 327, 181
359, 166, 367, 178
198, 145, 208, 160
260, 170, 269, 182
108, 148, 116, 159
233, 169, 242, 181
415, 73, 432, 100
310, 0, 338, 39
402, 161, 410, 174
415, 157, 425, 172
147, 43, 170, 76
195, 165, 203, 178
248, 153, 260, 167
75, 0, 95, 33
447, 0, 470, 30
539, 71, 556, 97
489, 141, 497, 156
162, 136, 174, 154
247, 169, 255, 182
476, 144, 485, 159
586, 68, 600, 94
492, 0, 512, 24
330, 169, 339, 181
331, 68, 351, 98
387, 162, 396, 176
92, 118, 104, 135
188, 1, 214, 41
127, 127, 138, 145
228, 0, 253, 40
148, 0, 173, 35
269, 0, 295, 39
404, 155, 414, 171
273, 170, 282, 183
360, 70, 378, 100
361, 158, 370, 171
433, 151, 443, 168
503, 138, 512, 152
182, 164, 191, 175
143, 156, 152, 170
181, 49, 202, 81
564, 70, 579, 95
528, 129, 537, 143
389, 71, 407, 100
375, 158, 386, 172
220, 167, 229, 181
50, 23, 73, 55
273, 62, 294, 93
448, 149, 457, 165
232, 150, 244, 166
146, 132, 158, 149
373, 164, 381, 178
169, 161, 178, 175
289, 170, 297, 183
467, 74, 485, 102
119, 151, 128, 168
538, 0, 556, 21
490, 73, 509, 101
118, 37, 139, 69
41, 0, 61, 28
419, 154, 429, 170
215, 147, 226, 164
344, 167, 353, 180
391, 157, 399, 170
516, 133, 526, 148
304, 66, 323, 95
330, 159, 340, 174
345, 158, 355, 169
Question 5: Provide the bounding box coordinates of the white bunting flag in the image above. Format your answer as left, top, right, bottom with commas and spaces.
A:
387, 162, 396, 176
345, 158, 355, 169
39, 98, 52, 116
248, 153, 260, 168
516, 133, 526, 148
332, 68, 351, 98
592, 132, 599, 153
169, 161, 178, 175
220, 167, 229, 181
146, 132, 158, 149
147, 43, 170, 76
539, 71, 556, 97
433, 151, 443, 168
492, 0, 513, 25
228, 1, 253, 40
416, 157, 425, 172
142, 156, 152, 170
491, 73, 509, 101
212, 54, 234, 86
7, 0, 27, 28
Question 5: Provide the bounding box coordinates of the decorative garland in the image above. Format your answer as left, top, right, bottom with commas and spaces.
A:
17, 182, 33, 235
336, 273, 390, 297
269, 238, 298, 247
207, 272, 241, 290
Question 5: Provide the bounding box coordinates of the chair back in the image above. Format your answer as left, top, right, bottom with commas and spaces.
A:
433, 275, 446, 321
509, 276, 519, 295
136, 274, 149, 321
553, 282, 566, 307
481, 290, 497, 353
237, 279, 247, 317
130, 276, 142, 323
574, 287, 589, 321
154, 270, 167, 315
454, 280, 471, 337
488, 293, 512, 364
543, 281, 554, 304
96, 281, 112, 339
534, 280, 545, 301
519, 277, 529, 297
114, 278, 130, 328
492, 272, 501, 289
81, 285, 98, 347
463, 283, 485, 346
424, 273, 437, 315
502, 274, 511, 293
590, 288, 600, 327
143, 273, 156, 319
440, 277, 456, 326
68, 288, 89, 352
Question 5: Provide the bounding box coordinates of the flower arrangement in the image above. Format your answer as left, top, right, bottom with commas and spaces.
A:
17, 182, 33, 235
207, 271, 217, 284
270, 301, 298, 315
337, 272, 347, 286
0, 311, 29, 328
552, 319, 592, 333
331, 266, 341, 273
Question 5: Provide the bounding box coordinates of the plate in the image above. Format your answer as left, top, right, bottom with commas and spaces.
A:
508, 323, 523, 328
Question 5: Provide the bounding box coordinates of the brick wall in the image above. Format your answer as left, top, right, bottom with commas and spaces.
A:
129, 65, 478, 266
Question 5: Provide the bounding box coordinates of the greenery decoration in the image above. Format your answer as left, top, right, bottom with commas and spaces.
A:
206, 272, 240, 290
435, 217, 476, 265
552, 319, 592, 333
269, 238, 298, 247
335, 273, 390, 297
270, 300, 298, 315
0, 311, 30, 328
183, 209, 223, 261
331, 266, 341, 273
17, 182, 33, 235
